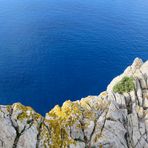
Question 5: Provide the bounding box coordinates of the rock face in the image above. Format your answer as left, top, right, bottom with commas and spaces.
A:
0, 58, 148, 148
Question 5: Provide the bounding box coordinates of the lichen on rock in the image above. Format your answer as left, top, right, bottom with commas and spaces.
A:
44, 100, 82, 147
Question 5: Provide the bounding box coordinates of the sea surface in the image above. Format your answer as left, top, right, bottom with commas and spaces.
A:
0, 0, 148, 115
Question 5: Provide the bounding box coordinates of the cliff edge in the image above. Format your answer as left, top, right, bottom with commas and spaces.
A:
0, 58, 148, 148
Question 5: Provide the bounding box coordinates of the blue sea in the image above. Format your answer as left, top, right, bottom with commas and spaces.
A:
0, 0, 148, 115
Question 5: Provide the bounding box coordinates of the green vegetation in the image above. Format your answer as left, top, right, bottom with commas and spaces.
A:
113, 76, 134, 94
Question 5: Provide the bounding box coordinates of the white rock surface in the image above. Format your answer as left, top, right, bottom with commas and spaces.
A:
0, 58, 147, 148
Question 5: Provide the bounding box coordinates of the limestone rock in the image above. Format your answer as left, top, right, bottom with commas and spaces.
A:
0, 58, 147, 148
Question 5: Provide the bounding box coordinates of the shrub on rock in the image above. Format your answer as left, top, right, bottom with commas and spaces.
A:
113, 76, 134, 94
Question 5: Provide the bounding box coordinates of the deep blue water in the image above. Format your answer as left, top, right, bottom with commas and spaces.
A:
0, 0, 148, 115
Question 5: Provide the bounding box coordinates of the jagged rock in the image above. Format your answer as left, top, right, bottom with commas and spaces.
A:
0, 58, 148, 148
0, 106, 16, 148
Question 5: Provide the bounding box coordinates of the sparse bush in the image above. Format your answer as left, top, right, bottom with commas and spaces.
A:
113, 76, 134, 94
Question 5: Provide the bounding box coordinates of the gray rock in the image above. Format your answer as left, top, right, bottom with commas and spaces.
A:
0, 58, 147, 148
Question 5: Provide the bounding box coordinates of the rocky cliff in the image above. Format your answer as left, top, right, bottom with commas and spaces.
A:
0, 58, 148, 148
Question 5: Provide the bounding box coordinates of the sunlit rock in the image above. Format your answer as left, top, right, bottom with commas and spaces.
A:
0, 58, 148, 147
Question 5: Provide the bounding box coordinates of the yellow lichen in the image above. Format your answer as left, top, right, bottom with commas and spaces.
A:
13, 103, 32, 112
12, 103, 42, 122
100, 91, 108, 98
45, 100, 81, 148
17, 112, 29, 121
39, 123, 51, 147
6, 105, 11, 113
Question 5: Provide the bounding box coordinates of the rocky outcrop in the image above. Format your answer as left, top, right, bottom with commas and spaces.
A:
0, 58, 148, 148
